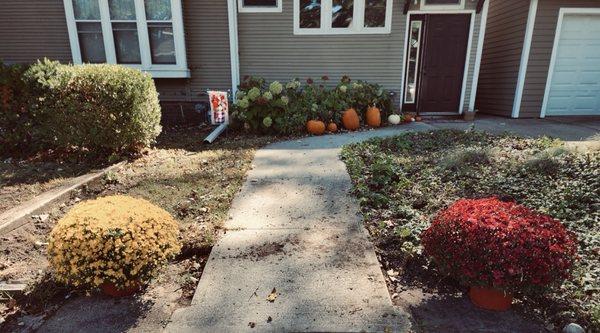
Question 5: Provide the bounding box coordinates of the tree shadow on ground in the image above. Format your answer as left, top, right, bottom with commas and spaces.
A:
399, 289, 545, 333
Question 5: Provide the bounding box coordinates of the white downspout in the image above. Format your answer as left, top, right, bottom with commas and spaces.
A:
227, 0, 240, 96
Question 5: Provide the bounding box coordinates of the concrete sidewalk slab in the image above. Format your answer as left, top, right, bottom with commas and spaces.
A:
428, 115, 600, 141
166, 124, 432, 333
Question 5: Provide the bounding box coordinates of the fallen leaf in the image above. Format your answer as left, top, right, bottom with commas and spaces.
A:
267, 316, 272, 323
266, 288, 277, 302
248, 322, 256, 328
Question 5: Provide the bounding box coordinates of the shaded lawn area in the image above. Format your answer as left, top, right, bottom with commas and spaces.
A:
341, 129, 599, 331
0, 126, 277, 331
0, 158, 106, 213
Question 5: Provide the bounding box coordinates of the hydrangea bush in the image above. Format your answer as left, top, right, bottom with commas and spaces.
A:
232, 75, 392, 135
421, 197, 578, 292
48, 195, 181, 289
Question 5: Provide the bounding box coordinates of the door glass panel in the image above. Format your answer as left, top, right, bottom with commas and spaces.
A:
364, 0, 386, 28
300, 0, 321, 28
405, 20, 422, 104
112, 22, 141, 64
72, 0, 100, 20
332, 0, 353, 28
77, 22, 106, 63
108, 0, 136, 20
148, 23, 176, 64
145, 0, 172, 20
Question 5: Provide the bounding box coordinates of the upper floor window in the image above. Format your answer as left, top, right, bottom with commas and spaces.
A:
294, 0, 393, 34
63, 0, 189, 78
420, 0, 465, 10
238, 0, 282, 13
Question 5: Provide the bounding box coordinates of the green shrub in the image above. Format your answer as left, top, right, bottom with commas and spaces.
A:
232, 76, 296, 134
0, 61, 34, 154
1, 59, 161, 157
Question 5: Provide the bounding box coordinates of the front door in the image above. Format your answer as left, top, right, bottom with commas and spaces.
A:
403, 14, 470, 114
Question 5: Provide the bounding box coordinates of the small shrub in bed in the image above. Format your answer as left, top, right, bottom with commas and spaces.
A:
1, 59, 161, 157
0, 62, 34, 155
22, 60, 162, 155
421, 197, 577, 293
48, 195, 180, 291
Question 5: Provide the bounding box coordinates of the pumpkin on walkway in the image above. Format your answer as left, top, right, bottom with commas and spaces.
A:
327, 122, 338, 133
388, 114, 401, 125
307, 120, 326, 135
342, 108, 360, 131
366, 106, 381, 127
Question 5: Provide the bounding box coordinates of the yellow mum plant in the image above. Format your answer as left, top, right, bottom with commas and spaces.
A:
48, 195, 181, 289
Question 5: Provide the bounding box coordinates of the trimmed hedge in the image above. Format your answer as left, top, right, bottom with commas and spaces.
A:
0, 59, 162, 157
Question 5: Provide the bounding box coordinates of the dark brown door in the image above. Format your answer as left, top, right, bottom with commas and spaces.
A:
418, 14, 470, 113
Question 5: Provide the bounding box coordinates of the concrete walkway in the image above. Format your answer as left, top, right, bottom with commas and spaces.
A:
166, 123, 433, 332
166, 116, 598, 332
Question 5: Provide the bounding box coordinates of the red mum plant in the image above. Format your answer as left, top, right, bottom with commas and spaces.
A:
422, 197, 577, 296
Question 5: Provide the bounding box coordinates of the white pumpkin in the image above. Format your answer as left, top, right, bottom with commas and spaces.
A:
388, 114, 401, 125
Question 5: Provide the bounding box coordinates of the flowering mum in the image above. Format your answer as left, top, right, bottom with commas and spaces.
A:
421, 197, 577, 291
47, 195, 181, 289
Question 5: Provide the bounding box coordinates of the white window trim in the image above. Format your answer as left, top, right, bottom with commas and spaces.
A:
293, 0, 393, 35
468, 0, 488, 113
540, 7, 600, 118
238, 0, 282, 13
512, 0, 538, 118
398, 10, 475, 114
63, 0, 190, 78
404, 20, 423, 104
420, 0, 465, 11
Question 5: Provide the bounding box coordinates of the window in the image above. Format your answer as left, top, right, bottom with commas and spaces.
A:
404, 21, 422, 104
294, 0, 393, 34
420, 0, 465, 10
238, 0, 282, 13
63, 0, 189, 78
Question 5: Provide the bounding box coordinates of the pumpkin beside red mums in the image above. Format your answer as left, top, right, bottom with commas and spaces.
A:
421, 197, 577, 292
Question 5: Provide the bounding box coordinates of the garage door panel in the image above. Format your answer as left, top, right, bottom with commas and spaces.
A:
546, 13, 600, 116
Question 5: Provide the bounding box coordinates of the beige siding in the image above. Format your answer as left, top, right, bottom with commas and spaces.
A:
476, 0, 530, 116
0, 0, 72, 64
519, 0, 600, 117
155, 1, 233, 101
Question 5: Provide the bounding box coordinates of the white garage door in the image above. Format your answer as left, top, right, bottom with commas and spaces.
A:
545, 13, 600, 116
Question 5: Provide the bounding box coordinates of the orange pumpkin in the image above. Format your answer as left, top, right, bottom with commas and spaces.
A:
327, 122, 338, 133
404, 114, 415, 122
366, 106, 381, 127
306, 120, 326, 135
342, 108, 360, 131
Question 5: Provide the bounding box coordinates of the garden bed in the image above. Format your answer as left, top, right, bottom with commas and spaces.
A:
341, 129, 599, 331
0, 125, 276, 331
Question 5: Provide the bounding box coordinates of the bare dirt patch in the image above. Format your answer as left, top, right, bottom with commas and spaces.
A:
1, 125, 277, 331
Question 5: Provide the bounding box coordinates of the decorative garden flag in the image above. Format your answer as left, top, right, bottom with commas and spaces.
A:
208, 91, 229, 125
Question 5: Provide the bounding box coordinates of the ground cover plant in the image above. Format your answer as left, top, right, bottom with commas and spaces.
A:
0, 125, 275, 331
341, 129, 599, 330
